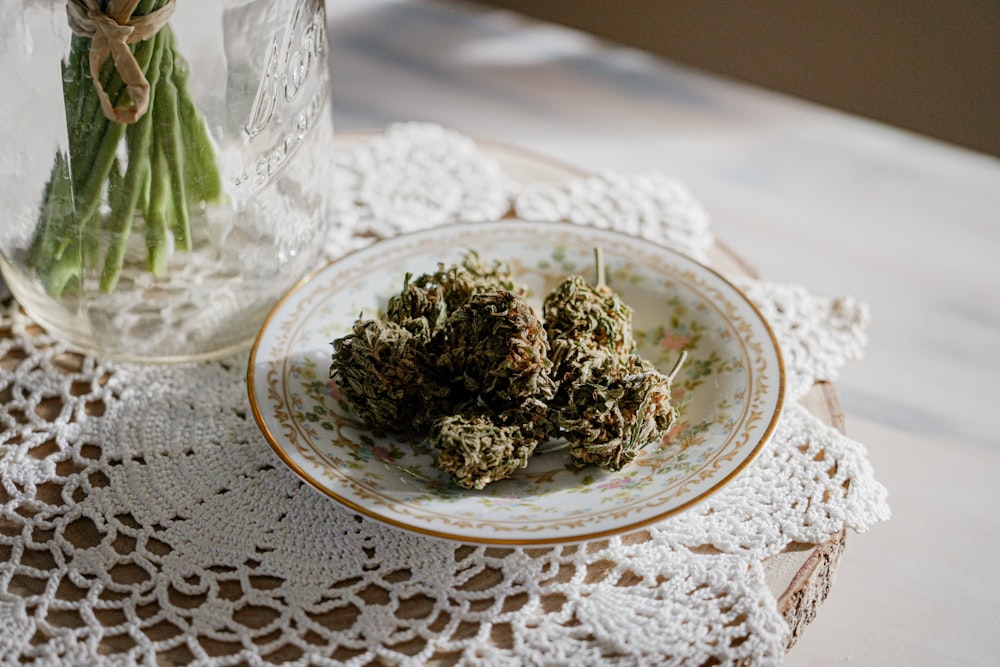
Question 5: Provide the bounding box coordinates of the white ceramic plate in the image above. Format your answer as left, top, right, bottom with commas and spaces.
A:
248, 220, 784, 545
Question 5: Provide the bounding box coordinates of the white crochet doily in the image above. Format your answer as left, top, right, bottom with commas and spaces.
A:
0, 123, 890, 666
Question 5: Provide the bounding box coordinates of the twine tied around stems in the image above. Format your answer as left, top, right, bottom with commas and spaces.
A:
66, 0, 176, 124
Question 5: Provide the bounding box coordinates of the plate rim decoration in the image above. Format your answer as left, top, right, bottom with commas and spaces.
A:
247, 220, 785, 545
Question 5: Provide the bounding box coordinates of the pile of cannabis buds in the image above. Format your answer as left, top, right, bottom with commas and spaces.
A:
330, 252, 683, 490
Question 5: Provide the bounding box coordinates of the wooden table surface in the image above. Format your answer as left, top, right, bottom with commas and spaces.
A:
324, 2, 1000, 665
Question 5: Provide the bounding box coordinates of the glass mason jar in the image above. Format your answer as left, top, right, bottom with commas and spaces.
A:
0, 0, 334, 362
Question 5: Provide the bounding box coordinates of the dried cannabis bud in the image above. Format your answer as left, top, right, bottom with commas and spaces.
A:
545, 251, 679, 471
430, 414, 539, 490
331, 253, 556, 487
330, 318, 450, 432
543, 274, 634, 359
428, 288, 557, 487
385, 251, 526, 337
438, 289, 556, 412
331, 248, 684, 487
556, 353, 678, 471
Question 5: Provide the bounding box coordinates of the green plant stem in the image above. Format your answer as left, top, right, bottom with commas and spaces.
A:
153, 43, 191, 252
99, 30, 165, 292
168, 24, 222, 204
146, 37, 174, 274
30, 0, 223, 298
28, 36, 156, 287
28, 157, 77, 295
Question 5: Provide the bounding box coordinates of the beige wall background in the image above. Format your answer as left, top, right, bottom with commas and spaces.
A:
474, 1, 1000, 157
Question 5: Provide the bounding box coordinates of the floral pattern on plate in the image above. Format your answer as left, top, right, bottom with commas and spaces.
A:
248, 221, 784, 544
